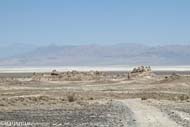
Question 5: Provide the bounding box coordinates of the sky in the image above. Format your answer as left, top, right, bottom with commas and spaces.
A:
1, 0, 190, 46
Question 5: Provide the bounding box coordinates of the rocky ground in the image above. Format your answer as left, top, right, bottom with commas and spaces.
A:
0, 69, 190, 127
0, 100, 128, 127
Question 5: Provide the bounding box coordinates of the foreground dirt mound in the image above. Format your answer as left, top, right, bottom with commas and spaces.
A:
32, 66, 155, 81
32, 70, 128, 81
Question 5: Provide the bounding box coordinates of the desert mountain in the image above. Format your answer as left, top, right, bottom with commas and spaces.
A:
0, 43, 190, 66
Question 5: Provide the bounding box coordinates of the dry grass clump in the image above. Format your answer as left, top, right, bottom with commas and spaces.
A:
89, 97, 94, 100
67, 93, 76, 102
141, 97, 147, 100
173, 95, 190, 101
178, 95, 189, 101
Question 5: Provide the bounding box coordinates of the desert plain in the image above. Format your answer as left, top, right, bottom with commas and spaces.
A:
0, 67, 190, 127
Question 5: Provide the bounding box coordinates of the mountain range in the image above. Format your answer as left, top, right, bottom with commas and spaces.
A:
0, 43, 190, 66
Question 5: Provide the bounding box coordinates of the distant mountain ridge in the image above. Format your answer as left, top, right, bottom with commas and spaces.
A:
0, 43, 190, 66
0, 43, 37, 59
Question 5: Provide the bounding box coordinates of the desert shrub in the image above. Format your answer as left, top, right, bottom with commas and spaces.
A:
67, 94, 75, 102
89, 97, 94, 100
141, 97, 147, 100
179, 95, 189, 101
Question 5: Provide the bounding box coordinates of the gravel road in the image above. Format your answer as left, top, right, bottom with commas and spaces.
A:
117, 99, 181, 127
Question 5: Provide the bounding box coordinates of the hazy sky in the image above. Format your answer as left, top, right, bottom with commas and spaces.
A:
1, 0, 190, 46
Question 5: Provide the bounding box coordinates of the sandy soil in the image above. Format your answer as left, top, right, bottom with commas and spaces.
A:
0, 71, 189, 127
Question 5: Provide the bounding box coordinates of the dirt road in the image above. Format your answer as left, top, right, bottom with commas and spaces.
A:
118, 99, 181, 127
